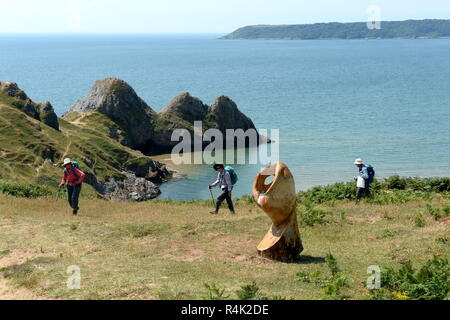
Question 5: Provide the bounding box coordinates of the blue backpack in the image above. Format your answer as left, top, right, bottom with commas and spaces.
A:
225, 166, 238, 185
364, 165, 376, 184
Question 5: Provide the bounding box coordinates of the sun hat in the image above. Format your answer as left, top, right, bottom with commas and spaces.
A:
63, 158, 72, 166
354, 158, 364, 165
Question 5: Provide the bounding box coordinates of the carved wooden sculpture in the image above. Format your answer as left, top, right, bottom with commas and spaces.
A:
252, 162, 303, 261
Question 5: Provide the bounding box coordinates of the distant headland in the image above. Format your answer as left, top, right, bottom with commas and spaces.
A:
221, 19, 450, 40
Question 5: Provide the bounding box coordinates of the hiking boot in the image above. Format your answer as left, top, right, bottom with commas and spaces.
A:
209, 210, 218, 215
72, 208, 78, 216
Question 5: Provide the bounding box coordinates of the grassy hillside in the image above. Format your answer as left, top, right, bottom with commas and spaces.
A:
0, 191, 448, 300
0, 93, 165, 197
222, 19, 450, 40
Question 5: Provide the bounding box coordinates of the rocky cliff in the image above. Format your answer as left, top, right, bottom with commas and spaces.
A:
0, 82, 59, 131
65, 78, 266, 155
66, 78, 155, 150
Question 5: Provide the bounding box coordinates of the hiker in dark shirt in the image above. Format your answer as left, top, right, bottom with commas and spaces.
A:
208, 164, 235, 215
59, 158, 85, 216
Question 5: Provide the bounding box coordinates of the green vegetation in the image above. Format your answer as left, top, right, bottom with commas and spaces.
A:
298, 176, 450, 205
298, 202, 330, 227
297, 253, 349, 299
0, 181, 54, 198
202, 283, 230, 300
377, 256, 449, 300
222, 19, 450, 40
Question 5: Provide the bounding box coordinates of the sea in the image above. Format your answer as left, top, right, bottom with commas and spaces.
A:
1, 34, 449, 200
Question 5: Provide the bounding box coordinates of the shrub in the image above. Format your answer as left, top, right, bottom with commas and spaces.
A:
235, 281, 264, 300
322, 274, 349, 298
0, 181, 53, 198
201, 283, 229, 300
414, 211, 426, 228
298, 181, 356, 204
442, 205, 450, 216
298, 203, 329, 227
381, 176, 450, 193
325, 253, 340, 277
296, 253, 349, 299
382, 175, 407, 190
426, 205, 442, 221
296, 176, 450, 205
381, 256, 449, 300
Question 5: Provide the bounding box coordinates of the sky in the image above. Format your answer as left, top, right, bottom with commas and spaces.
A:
0, 0, 449, 34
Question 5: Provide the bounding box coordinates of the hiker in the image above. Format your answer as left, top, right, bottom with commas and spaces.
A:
354, 158, 375, 200
208, 164, 236, 215
59, 158, 85, 216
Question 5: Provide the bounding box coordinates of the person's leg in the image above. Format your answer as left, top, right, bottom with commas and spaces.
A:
213, 189, 228, 213
67, 186, 74, 208
72, 184, 82, 214
356, 187, 364, 200
225, 192, 235, 213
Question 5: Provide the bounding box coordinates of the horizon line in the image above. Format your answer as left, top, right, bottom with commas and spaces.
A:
0, 32, 228, 36
1, 18, 449, 35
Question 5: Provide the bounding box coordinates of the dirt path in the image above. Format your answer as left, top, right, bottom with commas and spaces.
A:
70, 113, 88, 126
61, 140, 72, 162
0, 250, 48, 300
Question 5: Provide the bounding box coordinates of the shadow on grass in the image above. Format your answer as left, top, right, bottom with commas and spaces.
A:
291, 255, 326, 265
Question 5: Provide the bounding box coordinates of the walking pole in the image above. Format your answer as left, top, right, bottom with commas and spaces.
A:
209, 188, 215, 207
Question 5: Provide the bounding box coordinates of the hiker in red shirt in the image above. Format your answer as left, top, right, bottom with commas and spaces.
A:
59, 158, 85, 216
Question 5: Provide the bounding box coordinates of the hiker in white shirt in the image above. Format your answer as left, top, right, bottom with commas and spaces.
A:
208, 164, 235, 215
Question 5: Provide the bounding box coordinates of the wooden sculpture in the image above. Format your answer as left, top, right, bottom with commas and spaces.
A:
252, 162, 303, 261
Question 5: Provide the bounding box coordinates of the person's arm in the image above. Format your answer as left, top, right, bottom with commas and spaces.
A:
210, 173, 220, 188
360, 166, 369, 180
74, 167, 85, 184
224, 171, 233, 192
60, 171, 67, 187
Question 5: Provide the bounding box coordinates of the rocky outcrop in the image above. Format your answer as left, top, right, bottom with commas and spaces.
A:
99, 173, 161, 201
209, 95, 257, 132
64, 78, 267, 156
65, 78, 156, 150
82, 158, 171, 201
160, 92, 208, 123
0, 82, 59, 131
0, 81, 28, 100
39, 102, 59, 131
124, 157, 172, 184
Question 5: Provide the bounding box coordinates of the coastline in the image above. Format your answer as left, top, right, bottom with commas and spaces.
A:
153, 153, 188, 181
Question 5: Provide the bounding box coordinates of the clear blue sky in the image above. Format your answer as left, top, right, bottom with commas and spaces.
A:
0, 0, 449, 34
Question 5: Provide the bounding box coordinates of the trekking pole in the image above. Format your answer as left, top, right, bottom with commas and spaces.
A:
209, 188, 215, 207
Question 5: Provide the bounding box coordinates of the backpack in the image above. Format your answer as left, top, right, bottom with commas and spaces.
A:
364, 164, 375, 184
225, 166, 238, 185
64, 161, 81, 179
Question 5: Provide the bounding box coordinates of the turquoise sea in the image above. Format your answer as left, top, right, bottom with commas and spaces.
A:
1, 34, 449, 200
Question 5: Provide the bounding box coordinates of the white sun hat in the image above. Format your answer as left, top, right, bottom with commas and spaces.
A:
63, 158, 72, 166
354, 158, 364, 165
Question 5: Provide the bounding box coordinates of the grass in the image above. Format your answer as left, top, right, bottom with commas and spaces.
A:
0, 193, 448, 300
